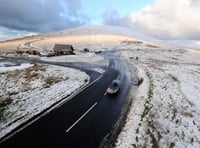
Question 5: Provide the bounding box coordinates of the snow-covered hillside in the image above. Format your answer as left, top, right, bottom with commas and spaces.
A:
114, 44, 200, 147
38, 25, 200, 50
165, 39, 200, 50
40, 25, 161, 44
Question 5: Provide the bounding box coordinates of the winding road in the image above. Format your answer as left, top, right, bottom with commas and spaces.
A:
0, 56, 138, 147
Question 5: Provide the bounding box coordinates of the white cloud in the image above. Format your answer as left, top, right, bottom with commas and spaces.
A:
129, 0, 200, 39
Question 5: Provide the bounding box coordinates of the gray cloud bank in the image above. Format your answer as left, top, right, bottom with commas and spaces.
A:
0, 0, 89, 32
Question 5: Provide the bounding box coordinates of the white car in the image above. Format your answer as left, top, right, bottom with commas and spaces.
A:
106, 79, 120, 95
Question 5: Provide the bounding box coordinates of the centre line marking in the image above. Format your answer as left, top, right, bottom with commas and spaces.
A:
66, 102, 98, 133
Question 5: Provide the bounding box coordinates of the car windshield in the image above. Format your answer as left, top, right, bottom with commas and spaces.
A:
109, 80, 119, 89
112, 81, 118, 86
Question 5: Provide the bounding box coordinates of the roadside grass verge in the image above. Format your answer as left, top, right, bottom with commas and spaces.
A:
0, 97, 12, 121
134, 69, 162, 147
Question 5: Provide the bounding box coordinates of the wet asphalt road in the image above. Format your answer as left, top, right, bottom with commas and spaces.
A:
0, 56, 137, 148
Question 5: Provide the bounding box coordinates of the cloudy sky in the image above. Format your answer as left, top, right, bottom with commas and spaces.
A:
0, 0, 200, 41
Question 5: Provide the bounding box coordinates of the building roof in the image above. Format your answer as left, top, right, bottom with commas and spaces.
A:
53, 44, 74, 51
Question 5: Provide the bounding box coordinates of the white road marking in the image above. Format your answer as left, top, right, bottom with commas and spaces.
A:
66, 102, 98, 133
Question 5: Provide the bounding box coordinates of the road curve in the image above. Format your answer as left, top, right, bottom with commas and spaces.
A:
0, 57, 136, 148
0, 56, 103, 82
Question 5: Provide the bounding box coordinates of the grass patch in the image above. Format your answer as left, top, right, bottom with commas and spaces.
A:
21, 85, 31, 92
140, 69, 154, 122
8, 91, 19, 96
175, 119, 180, 124
43, 76, 63, 88
0, 97, 12, 121
31, 64, 46, 72
181, 112, 193, 118
169, 74, 178, 81
135, 69, 163, 146
171, 108, 177, 121
24, 65, 45, 81
169, 142, 175, 148
136, 128, 139, 134
24, 71, 39, 80
146, 70, 154, 100
0, 97, 12, 108
146, 44, 159, 48
135, 136, 139, 142
148, 129, 159, 148
6, 70, 19, 78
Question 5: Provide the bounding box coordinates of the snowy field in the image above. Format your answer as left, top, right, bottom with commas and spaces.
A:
115, 44, 200, 147
41, 52, 104, 63
0, 62, 89, 139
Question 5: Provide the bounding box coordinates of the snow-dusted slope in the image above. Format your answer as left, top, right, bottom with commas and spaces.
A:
165, 40, 200, 50
41, 25, 161, 44
115, 45, 200, 147
40, 25, 200, 50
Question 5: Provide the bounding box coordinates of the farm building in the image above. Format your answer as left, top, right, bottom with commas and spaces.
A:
26, 49, 41, 55
17, 47, 40, 56
53, 44, 74, 55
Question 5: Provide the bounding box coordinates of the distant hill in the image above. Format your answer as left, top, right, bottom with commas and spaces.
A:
40, 25, 161, 43
1, 25, 199, 54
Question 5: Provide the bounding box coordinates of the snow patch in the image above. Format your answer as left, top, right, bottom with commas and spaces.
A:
0, 63, 33, 73
41, 53, 103, 63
